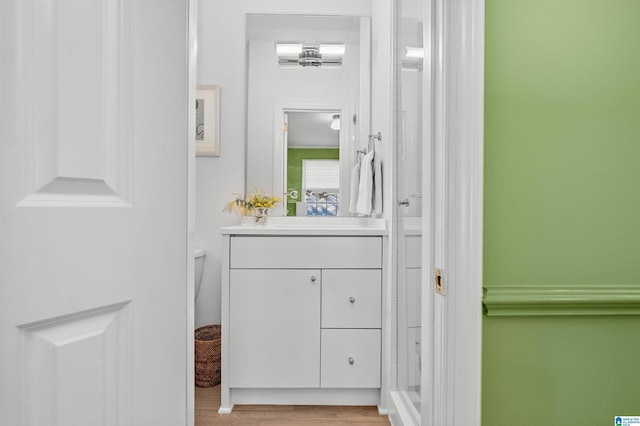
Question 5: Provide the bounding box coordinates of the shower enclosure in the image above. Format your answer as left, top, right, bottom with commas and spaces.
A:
392, 0, 426, 423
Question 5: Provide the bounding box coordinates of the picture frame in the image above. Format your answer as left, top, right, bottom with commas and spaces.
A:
195, 85, 220, 156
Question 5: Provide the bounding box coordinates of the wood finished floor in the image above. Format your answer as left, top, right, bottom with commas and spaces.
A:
195, 385, 391, 426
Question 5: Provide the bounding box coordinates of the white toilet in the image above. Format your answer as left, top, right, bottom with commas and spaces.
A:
194, 248, 206, 300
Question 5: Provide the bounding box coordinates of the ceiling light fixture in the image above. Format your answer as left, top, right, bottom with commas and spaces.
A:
330, 114, 341, 130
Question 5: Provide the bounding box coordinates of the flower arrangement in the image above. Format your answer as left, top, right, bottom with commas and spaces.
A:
224, 190, 281, 224
246, 192, 281, 210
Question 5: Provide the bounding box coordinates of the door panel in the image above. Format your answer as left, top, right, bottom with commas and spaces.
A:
11, 0, 133, 207
21, 303, 132, 426
0, 0, 189, 424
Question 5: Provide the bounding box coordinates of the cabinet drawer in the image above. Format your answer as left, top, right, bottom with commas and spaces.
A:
230, 236, 382, 269
321, 329, 381, 388
322, 270, 381, 328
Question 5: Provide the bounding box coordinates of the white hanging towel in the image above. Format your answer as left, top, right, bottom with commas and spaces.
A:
349, 160, 361, 214
356, 150, 375, 215
372, 147, 383, 215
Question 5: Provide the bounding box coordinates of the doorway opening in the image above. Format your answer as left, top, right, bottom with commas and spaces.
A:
274, 105, 352, 216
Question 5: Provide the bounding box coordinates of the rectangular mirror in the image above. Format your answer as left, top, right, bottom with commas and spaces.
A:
246, 14, 371, 216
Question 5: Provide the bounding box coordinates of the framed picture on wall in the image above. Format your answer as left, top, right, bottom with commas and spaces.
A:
195, 85, 220, 157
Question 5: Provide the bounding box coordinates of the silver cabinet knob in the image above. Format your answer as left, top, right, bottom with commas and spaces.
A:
348, 357, 355, 365
349, 297, 356, 304
310, 276, 317, 283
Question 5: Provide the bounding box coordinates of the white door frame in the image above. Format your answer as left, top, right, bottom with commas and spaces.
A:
187, 0, 198, 424
419, 0, 484, 425
187, 0, 484, 423
272, 101, 352, 214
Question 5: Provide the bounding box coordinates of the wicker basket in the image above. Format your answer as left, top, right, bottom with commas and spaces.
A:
194, 325, 221, 388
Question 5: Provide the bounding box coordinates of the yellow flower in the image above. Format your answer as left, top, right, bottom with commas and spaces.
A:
223, 190, 281, 215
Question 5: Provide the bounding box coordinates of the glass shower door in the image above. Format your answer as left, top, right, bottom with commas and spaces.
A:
394, 0, 424, 419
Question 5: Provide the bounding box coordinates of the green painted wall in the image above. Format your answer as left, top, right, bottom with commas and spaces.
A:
286, 148, 339, 216
483, 316, 640, 425
483, 0, 640, 424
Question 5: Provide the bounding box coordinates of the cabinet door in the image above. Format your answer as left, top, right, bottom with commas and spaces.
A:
229, 269, 321, 388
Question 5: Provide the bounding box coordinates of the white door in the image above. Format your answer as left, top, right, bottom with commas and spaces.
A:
0, 1, 191, 425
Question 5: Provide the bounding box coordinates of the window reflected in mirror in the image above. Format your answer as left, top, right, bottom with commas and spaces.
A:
301, 159, 340, 217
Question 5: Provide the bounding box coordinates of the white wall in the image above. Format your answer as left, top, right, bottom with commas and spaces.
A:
196, 0, 387, 328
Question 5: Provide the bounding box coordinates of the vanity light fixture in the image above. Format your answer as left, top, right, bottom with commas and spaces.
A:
276, 42, 345, 67
299, 44, 323, 67
275, 43, 302, 55
330, 114, 341, 130
404, 46, 424, 59
403, 46, 424, 71
319, 44, 346, 55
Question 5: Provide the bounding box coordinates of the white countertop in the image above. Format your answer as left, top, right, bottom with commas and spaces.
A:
221, 217, 387, 236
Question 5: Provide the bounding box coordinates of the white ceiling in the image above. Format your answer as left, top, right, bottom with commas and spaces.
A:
287, 111, 339, 149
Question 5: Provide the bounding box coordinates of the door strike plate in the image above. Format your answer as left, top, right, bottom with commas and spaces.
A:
435, 268, 445, 296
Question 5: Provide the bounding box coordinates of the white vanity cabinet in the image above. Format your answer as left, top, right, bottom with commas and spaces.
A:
220, 231, 385, 413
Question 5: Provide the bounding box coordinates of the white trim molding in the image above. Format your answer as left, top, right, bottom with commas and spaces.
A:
434, 0, 485, 425
186, 0, 198, 424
